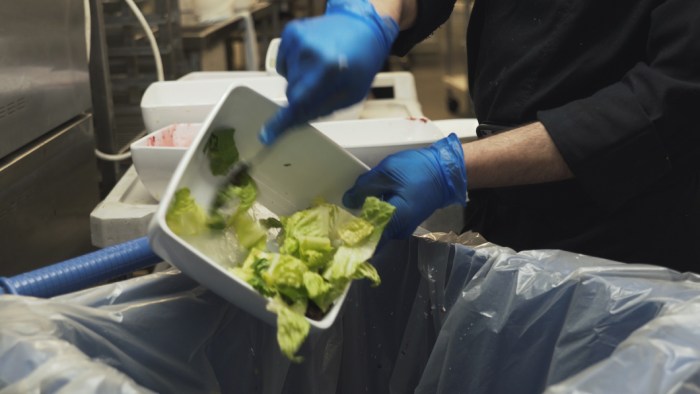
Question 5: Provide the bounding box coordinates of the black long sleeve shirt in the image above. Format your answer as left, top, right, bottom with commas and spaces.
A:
392, 0, 700, 271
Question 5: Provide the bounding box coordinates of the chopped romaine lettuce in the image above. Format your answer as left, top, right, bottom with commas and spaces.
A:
336, 216, 374, 246
209, 173, 267, 250
232, 248, 275, 297
166, 188, 209, 236
229, 212, 267, 250
323, 197, 393, 287
261, 253, 309, 302
267, 298, 310, 362
203, 128, 239, 176
302, 271, 336, 313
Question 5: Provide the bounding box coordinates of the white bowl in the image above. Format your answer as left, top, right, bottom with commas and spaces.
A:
148, 86, 369, 332
130, 123, 202, 201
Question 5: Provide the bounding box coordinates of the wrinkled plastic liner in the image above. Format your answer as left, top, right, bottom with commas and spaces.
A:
2, 234, 700, 393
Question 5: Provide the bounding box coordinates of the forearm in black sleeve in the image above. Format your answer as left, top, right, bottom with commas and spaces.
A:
537, 0, 700, 210
391, 0, 457, 56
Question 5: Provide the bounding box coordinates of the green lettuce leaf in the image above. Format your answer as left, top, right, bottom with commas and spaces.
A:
267, 298, 310, 363
336, 216, 374, 246
280, 204, 334, 271
262, 253, 309, 302
323, 197, 394, 286
232, 248, 275, 297
203, 128, 239, 176
166, 188, 209, 236
229, 212, 267, 250
302, 271, 336, 312
208, 174, 267, 250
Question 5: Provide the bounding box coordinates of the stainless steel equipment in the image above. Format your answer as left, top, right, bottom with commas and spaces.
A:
0, 0, 100, 276
0, 0, 92, 158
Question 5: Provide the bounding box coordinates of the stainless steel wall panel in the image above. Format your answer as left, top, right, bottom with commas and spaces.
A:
0, 0, 91, 159
0, 114, 99, 276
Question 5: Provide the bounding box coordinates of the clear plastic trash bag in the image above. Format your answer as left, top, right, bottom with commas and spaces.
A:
2, 234, 700, 393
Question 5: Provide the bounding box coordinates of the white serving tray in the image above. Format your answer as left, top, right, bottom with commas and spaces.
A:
148, 86, 369, 331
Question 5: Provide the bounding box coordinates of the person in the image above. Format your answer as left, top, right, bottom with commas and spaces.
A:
260, 0, 700, 271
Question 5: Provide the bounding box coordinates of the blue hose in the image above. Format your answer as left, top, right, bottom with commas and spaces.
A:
0, 237, 161, 298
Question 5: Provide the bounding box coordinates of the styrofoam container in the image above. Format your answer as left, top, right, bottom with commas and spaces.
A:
148, 86, 369, 331
312, 117, 445, 167
131, 123, 202, 201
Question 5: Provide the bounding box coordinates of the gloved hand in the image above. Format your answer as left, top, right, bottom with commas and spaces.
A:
259, 0, 399, 145
343, 133, 469, 240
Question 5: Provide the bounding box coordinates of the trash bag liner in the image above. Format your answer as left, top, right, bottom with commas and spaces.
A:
1, 235, 700, 393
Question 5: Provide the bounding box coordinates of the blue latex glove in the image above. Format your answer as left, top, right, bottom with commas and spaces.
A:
343, 133, 469, 240
259, 0, 399, 145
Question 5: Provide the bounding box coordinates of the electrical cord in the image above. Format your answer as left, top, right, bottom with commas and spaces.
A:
124, 0, 164, 82
95, 150, 133, 161
94, 0, 165, 162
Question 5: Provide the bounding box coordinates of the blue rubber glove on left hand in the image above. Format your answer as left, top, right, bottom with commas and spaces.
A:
260, 0, 399, 145
343, 133, 469, 240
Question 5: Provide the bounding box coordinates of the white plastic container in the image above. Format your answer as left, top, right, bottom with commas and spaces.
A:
148, 86, 369, 331
130, 123, 202, 201
140, 78, 287, 132
140, 77, 365, 132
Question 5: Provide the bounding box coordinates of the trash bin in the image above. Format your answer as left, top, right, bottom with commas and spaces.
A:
2, 234, 700, 393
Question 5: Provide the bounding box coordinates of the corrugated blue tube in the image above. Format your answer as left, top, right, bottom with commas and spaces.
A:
0, 237, 161, 297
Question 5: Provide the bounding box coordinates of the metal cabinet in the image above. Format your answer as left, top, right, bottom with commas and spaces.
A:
0, 0, 100, 275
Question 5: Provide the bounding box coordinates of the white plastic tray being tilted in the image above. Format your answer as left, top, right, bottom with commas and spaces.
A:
148, 86, 369, 331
